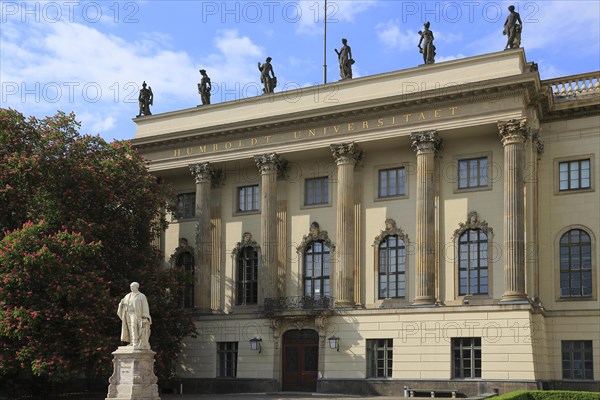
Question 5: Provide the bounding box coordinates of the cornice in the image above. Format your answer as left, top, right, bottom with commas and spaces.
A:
132, 73, 540, 150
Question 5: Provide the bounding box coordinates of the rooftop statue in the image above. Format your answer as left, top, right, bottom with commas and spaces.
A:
136, 81, 153, 117
418, 22, 436, 64
335, 38, 354, 80
258, 57, 277, 94
503, 5, 523, 49
117, 282, 152, 349
198, 69, 212, 106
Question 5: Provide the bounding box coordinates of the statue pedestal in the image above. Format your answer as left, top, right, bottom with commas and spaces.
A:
106, 346, 160, 400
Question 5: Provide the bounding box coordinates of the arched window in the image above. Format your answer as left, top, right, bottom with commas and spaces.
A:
237, 246, 259, 305
453, 212, 493, 297
232, 233, 260, 306
560, 229, 592, 298
297, 222, 334, 300
172, 241, 195, 308
374, 219, 408, 300
458, 229, 488, 295
305, 240, 331, 298
379, 235, 406, 299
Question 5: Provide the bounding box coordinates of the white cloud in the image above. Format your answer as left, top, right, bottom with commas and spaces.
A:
536, 60, 566, 81
0, 21, 266, 139
436, 54, 466, 63
375, 20, 415, 51
78, 111, 117, 134
435, 31, 463, 44
197, 30, 268, 100
467, 1, 600, 58
295, 0, 379, 34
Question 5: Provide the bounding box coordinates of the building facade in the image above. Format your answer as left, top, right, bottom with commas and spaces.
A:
132, 49, 600, 396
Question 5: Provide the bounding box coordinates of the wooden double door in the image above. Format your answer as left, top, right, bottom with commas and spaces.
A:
281, 329, 319, 392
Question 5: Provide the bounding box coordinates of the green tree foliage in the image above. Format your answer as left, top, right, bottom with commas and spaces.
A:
0, 108, 196, 386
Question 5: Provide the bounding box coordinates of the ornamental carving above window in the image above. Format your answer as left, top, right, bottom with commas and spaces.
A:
296, 222, 335, 254
169, 237, 195, 266
231, 232, 261, 256
452, 211, 493, 239
373, 218, 408, 246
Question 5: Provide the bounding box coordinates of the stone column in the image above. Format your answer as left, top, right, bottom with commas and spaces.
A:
410, 131, 441, 306
189, 162, 213, 311
499, 119, 529, 302
255, 153, 285, 305
330, 142, 364, 307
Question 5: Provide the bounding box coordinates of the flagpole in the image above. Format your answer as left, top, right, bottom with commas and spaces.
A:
323, 0, 327, 84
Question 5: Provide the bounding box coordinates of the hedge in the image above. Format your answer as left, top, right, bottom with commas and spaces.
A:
494, 390, 600, 400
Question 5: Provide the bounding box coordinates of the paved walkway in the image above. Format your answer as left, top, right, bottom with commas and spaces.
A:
161, 394, 430, 400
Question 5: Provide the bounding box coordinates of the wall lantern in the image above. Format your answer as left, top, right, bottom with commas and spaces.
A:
328, 336, 340, 351
249, 337, 262, 353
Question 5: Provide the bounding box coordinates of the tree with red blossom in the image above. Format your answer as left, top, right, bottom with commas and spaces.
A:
0, 108, 195, 393
0, 221, 113, 380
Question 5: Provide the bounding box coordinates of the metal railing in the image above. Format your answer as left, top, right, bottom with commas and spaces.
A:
264, 295, 332, 312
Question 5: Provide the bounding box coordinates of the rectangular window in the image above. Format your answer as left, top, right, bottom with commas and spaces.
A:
562, 340, 594, 380
176, 193, 195, 219
559, 159, 591, 191
378, 167, 406, 198
366, 339, 393, 378
458, 157, 488, 189
452, 337, 481, 379
305, 177, 329, 206
237, 185, 259, 212
217, 342, 238, 378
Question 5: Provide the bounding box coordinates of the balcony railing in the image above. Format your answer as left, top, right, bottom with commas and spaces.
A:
543, 72, 600, 103
264, 296, 332, 312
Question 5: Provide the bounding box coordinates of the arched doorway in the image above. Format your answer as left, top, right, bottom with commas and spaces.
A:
281, 329, 319, 392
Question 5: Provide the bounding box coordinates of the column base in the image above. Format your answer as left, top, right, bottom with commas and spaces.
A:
106, 346, 160, 400
411, 296, 436, 306
499, 292, 529, 303
334, 300, 355, 308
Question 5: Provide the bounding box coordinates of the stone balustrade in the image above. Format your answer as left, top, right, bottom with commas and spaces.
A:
543, 72, 600, 102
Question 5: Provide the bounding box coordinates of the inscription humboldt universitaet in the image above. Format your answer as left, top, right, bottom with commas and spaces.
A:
171, 106, 459, 158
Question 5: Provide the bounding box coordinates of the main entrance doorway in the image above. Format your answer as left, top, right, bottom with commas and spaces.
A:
281, 329, 319, 392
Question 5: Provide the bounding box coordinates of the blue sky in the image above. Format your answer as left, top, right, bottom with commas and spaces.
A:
1, 0, 599, 141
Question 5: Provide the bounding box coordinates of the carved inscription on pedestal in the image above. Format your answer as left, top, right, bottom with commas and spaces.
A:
120, 361, 133, 383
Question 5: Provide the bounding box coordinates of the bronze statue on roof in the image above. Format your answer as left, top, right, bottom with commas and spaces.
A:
503, 5, 523, 49
136, 81, 153, 117
418, 22, 436, 64
258, 57, 277, 94
198, 69, 212, 106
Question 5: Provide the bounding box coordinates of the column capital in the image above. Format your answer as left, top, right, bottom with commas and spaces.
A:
189, 163, 224, 187
330, 142, 364, 166
189, 162, 212, 184
410, 130, 442, 155
254, 153, 287, 176
498, 119, 529, 146
532, 129, 544, 158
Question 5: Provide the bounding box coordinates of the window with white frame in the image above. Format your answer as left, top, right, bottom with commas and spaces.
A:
305, 177, 329, 206
237, 185, 259, 212
378, 167, 406, 198
366, 339, 393, 378
458, 157, 488, 189
559, 159, 591, 191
